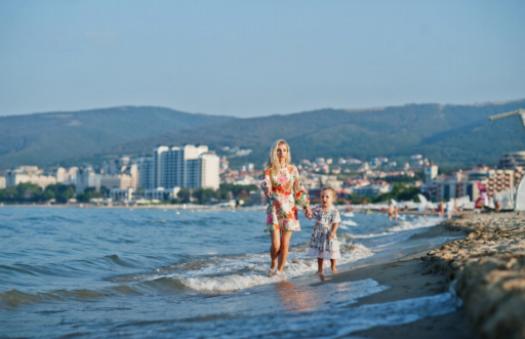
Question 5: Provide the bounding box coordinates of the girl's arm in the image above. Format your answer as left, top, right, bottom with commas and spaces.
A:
329, 222, 340, 240
329, 210, 342, 239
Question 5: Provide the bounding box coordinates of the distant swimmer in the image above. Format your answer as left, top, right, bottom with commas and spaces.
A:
388, 199, 399, 221
438, 201, 445, 217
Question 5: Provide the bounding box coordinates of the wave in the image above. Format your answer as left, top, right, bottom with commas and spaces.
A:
103, 254, 139, 268
348, 216, 443, 239
107, 238, 374, 294
0, 288, 109, 308
341, 219, 358, 227
0, 254, 139, 283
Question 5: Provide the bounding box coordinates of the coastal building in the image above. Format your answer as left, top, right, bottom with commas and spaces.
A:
137, 157, 154, 190
0, 176, 5, 189
142, 144, 220, 193
423, 164, 439, 183
486, 169, 524, 197
199, 152, 220, 189
422, 166, 525, 203
142, 187, 180, 201
110, 188, 134, 202
6, 166, 57, 188
99, 175, 121, 190
55, 166, 78, 185
75, 167, 100, 193
421, 171, 472, 202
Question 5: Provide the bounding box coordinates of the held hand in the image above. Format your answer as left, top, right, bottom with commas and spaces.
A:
328, 231, 335, 240
305, 206, 313, 219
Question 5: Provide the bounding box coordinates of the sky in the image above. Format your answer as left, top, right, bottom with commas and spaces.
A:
1, 0, 524, 117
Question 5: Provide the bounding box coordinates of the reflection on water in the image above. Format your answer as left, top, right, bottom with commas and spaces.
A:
276, 280, 319, 312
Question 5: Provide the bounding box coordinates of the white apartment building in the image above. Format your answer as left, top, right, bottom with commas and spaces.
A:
200, 152, 220, 190
141, 145, 220, 191
6, 166, 57, 188
75, 167, 100, 193
55, 166, 78, 185
0, 176, 5, 189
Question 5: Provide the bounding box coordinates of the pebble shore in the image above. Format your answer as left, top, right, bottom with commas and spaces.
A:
423, 212, 525, 339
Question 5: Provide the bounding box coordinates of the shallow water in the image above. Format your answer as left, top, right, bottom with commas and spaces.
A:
0, 206, 459, 337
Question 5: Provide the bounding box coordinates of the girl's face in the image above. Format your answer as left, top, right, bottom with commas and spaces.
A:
321, 190, 333, 207
276, 144, 288, 163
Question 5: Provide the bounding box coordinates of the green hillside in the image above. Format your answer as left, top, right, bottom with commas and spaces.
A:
1, 100, 524, 170
0, 106, 235, 168
114, 99, 525, 167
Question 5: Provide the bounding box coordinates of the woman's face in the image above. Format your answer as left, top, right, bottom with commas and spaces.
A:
276, 144, 288, 162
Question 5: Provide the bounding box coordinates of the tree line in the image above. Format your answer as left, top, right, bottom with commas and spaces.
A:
0, 183, 259, 205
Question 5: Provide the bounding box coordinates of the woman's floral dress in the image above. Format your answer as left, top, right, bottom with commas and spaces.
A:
308, 205, 341, 259
262, 165, 309, 232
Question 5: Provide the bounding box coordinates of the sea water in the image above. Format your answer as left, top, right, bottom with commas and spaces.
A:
0, 207, 460, 338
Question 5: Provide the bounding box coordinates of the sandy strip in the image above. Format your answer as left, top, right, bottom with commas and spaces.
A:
311, 222, 476, 338
424, 212, 525, 339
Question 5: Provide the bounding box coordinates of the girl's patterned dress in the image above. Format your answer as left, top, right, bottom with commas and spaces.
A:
262, 165, 309, 232
308, 205, 341, 259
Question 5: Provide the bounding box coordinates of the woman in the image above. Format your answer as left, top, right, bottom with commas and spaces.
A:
262, 139, 312, 276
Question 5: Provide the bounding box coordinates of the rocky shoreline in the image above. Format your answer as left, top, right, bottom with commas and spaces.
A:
424, 212, 525, 339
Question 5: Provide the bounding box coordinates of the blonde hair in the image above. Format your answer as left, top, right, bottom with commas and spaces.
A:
321, 187, 337, 200
268, 139, 292, 172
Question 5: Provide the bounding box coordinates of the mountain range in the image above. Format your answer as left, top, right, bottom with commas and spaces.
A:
1, 99, 524, 170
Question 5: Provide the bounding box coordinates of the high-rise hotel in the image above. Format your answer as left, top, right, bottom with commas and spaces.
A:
138, 145, 220, 191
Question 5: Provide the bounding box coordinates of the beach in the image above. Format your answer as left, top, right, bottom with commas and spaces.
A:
326, 221, 474, 339
3, 207, 523, 337
425, 212, 525, 339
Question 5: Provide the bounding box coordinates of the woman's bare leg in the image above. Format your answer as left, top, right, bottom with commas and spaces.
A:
277, 231, 292, 272
317, 258, 324, 274
270, 227, 281, 273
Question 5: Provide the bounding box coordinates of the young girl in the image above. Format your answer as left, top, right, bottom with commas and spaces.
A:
308, 187, 341, 279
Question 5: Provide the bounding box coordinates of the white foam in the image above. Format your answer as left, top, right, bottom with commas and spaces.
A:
348, 216, 443, 239
389, 216, 443, 232
144, 239, 375, 293
341, 219, 358, 227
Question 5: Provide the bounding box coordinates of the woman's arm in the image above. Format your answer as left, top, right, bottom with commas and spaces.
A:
292, 165, 311, 217
261, 168, 272, 199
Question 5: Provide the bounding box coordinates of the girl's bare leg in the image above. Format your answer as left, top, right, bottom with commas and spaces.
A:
317, 258, 325, 281
270, 227, 281, 273
277, 231, 292, 272
330, 259, 337, 274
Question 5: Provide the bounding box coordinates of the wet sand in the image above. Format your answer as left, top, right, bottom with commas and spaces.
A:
330, 251, 474, 338
317, 220, 476, 338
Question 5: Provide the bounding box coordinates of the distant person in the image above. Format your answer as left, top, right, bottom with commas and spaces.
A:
446, 199, 454, 220
495, 199, 501, 212
308, 187, 341, 281
261, 139, 312, 276
438, 201, 445, 217
388, 199, 399, 221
